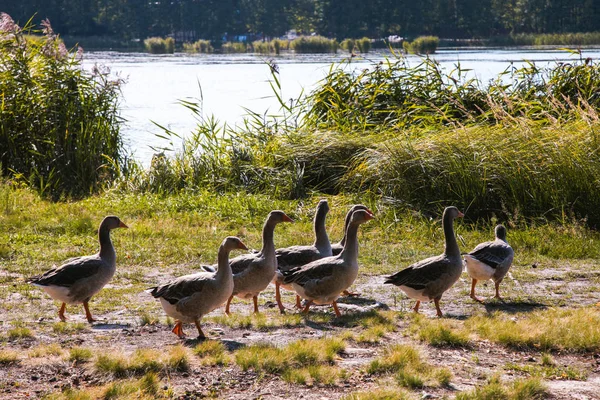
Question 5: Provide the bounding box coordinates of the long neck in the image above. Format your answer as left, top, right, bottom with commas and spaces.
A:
313, 208, 330, 251
443, 214, 460, 258
260, 220, 276, 258
216, 246, 232, 280
338, 211, 352, 246
339, 222, 360, 263
98, 227, 116, 262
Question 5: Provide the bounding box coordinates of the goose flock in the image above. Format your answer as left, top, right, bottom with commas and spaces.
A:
27, 202, 514, 340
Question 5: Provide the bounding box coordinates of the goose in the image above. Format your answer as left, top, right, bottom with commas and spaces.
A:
464, 224, 514, 302
147, 236, 247, 339
282, 209, 374, 317
224, 210, 293, 315
385, 206, 463, 317
273, 199, 332, 312
331, 204, 371, 297
27, 216, 128, 323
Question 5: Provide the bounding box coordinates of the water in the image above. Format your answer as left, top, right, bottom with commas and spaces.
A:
82, 48, 600, 164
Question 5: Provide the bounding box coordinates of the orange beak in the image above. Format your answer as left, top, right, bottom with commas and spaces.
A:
119, 221, 129, 228
282, 214, 294, 223
366, 212, 375, 220
238, 241, 249, 251
458, 211, 464, 218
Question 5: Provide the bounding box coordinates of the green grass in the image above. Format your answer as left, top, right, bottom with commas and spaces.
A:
456, 376, 547, 400
194, 340, 230, 366
69, 347, 94, 363
144, 37, 175, 54
409, 315, 471, 347
29, 343, 64, 358
0, 349, 19, 365
290, 35, 338, 53
366, 344, 451, 388
182, 39, 213, 53
8, 321, 33, 340
53, 322, 87, 334
464, 307, 600, 352
342, 388, 414, 400
95, 347, 189, 377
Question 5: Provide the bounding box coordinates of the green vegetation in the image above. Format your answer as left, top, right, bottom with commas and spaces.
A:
28, 343, 64, 358
221, 41, 247, 53
0, 15, 124, 200
0, 350, 19, 365
367, 344, 452, 388
194, 340, 230, 366
456, 376, 547, 400
69, 347, 94, 363
340, 37, 371, 53
182, 39, 213, 53
402, 36, 439, 54
492, 31, 600, 46
235, 337, 346, 384
409, 316, 471, 347
465, 308, 600, 352
95, 347, 189, 377
291, 36, 338, 53
144, 37, 175, 54
342, 388, 414, 400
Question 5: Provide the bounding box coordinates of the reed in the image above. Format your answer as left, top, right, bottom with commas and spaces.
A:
221, 41, 247, 53
0, 13, 125, 200
183, 39, 213, 53
490, 32, 600, 46
144, 36, 174, 54
402, 36, 439, 54
291, 35, 338, 53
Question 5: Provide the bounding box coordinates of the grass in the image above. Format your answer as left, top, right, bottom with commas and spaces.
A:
366, 344, 452, 388
342, 388, 415, 400
464, 307, 600, 352
456, 376, 547, 400
234, 337, 346, 384
53, 322, 87, 334
95, 347, 189, 377
182, 39, 213, 53
409, 315, 471, 347
0, 349, 19, 365
29, 343, 64, 358
194, 340, 230, 366
291, 35, 338, 53
69, 346, 94, 363
8, 321, 33, 340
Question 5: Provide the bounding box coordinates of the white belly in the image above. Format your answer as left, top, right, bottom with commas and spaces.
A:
464, 256, 495, 281
159, 298, 193, 322
38, 285, 74, 304
399, 285, 431, 302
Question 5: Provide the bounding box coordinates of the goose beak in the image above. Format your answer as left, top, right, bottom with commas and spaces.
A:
282, 214, 294, 223
238, 241, 249, 251
365, 208, 375, 215
458, 211, 464, 218
119, 221, 129, 228
366, 212, 375, 220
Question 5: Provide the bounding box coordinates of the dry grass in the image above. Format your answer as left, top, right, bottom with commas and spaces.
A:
456, 376, 547, 400
409, 315, 471, 347
194, 340, 230, 366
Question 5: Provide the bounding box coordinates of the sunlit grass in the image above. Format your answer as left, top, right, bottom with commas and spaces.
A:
194, 340, 230, 366
53, 322, 88, 334
465, 307, 600, 352
69, 347, 94, 363
29, 343, 64, 358
456, 376, 547, 400
0, 349, 19, 365
95, 347, 189, 377
367, 344, 451, 388
342, 388, 414, 400
409, 315, 471, 347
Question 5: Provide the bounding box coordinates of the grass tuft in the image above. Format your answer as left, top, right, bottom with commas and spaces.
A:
194, 340, 230, 366
410, 316, 471, 347
456, 376, 547, 400
0, 349, 19, 365
69, 347, 94, 363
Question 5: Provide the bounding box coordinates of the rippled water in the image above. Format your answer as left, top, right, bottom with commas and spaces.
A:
81, 48, 600, 164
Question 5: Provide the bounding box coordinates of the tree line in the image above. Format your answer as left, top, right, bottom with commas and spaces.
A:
3, 0, 600, 42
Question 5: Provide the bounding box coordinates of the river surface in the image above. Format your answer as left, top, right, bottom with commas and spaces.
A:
81, 48, 600, 164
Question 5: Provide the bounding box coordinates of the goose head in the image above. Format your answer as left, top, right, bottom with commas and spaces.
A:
100, 216, 128, 230
494, 224, 507, 241
222, 236, 249, 252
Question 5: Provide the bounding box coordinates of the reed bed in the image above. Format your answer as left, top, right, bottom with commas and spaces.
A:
0, 14, 125, 200
340, 37, 371, 53
182, 39, 213, 53
402, 36, 439, 54
144, 36, 174, 54
291, 35, 338, 53
490, 32, 600, 46
221, 41, 247, 53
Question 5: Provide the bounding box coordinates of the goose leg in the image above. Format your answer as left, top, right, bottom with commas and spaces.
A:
58, 302, 67, 322
275, 282, 285, 314
295, 295, 302, 309
413, 301, 420, 313
172, 321, 185, 338
343, 289, 360, 297
83, 301, 97, 323
494, 281, 503, 300
302, 300, 313, 315
332, 300, 341, 317
470, 279, 484, 303
194, 319, 206, 341
225, 295, 234, 316
434, 297, 443, 318
252, 295, 259, 314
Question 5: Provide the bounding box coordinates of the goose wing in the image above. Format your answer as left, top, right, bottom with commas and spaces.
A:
467, 242, 513, 269
276, 245, 320, 272
147, 272, 212, 305
27, 256, 105, 287
384, 255, 450, 290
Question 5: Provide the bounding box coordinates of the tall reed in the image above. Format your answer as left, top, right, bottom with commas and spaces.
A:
144, 36, 174, 54
291, 36, 338, 53
0, 13, 125, 199
183, 39, 213, 53
403, 36, 439, 54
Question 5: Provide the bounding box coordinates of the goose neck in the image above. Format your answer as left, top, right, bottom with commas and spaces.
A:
443, 214, 460, 258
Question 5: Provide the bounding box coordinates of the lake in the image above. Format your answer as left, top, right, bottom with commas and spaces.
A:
82, 48, 600, 164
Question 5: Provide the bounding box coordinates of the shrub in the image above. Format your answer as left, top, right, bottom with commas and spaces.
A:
0, 13, 125, 200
